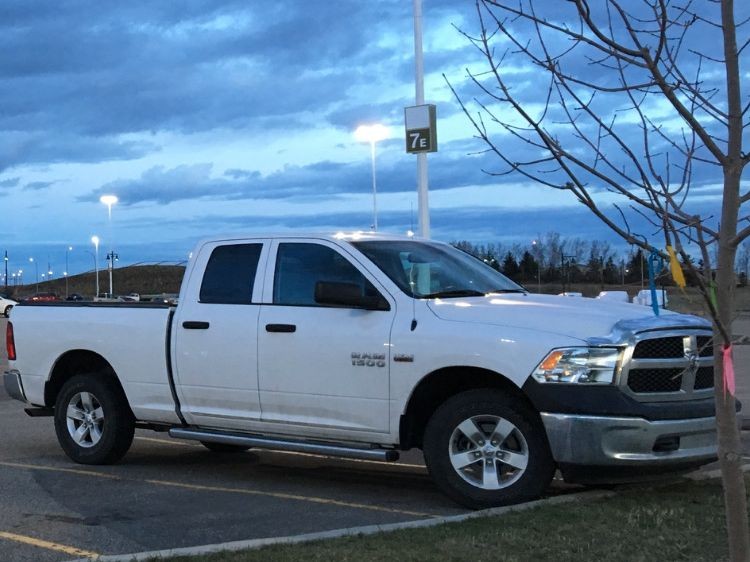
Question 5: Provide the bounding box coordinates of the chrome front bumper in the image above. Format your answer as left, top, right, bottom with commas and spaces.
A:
540, 412, 717, 466
3, 370, 27, 403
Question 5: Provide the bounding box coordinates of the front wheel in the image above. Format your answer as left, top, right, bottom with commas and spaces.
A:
2, 305, 11, 317
423, 389, 554, 509
54, 374, 135, 465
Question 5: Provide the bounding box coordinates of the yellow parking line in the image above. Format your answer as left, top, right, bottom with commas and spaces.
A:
0, 531, 100, 559
0, 461, 119, 479
146, 479, 435, 518
0, 461, 436, 519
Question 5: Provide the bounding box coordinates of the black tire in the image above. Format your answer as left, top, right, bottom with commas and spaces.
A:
3, 305, 11, 317
423, 389, 555, 509
54, 374, 135, 465
200, 441, 251, 453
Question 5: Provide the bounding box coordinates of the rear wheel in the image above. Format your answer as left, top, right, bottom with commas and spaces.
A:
54, 374, 135, 464
423, 389, 554, 509
200, 441, 251, 453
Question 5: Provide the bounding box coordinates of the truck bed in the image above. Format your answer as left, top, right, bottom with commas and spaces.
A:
10, 303, 179, 424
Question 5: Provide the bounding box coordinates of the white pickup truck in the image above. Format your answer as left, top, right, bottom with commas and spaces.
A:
3, 233, 723, 508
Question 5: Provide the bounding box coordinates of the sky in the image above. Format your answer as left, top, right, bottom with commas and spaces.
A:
0, 0, 746, 281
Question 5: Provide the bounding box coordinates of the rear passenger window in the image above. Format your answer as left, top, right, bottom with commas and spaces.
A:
200, 244, 262, 304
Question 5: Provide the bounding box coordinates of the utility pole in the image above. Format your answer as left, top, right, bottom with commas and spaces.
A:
3, 251, 7, 293
107, 251, 119, 297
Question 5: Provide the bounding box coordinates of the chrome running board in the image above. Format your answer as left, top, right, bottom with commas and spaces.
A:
168, 427, 400, 462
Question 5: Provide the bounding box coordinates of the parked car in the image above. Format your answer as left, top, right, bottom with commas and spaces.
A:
596, 290, 630, 303
635, 288, 669, 308
0, 294, 17, 316
23, 293, 61, 303
4, 232, 723, 509
65, 294, 85, 302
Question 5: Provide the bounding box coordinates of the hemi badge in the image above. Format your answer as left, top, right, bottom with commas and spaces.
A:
393, 354, 414, 363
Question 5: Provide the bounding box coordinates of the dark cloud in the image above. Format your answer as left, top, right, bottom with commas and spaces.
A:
79, 146, 514, 206
0, 2, 421, 135
0, 0, 484, 171
116, 200, 722, 252
23, 180, 55, 191
0, 132, 155, 173
0, 176, 20, 188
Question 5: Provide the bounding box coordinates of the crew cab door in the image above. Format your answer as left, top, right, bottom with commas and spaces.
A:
172, 239, 268, 429
257, 240, 394, 434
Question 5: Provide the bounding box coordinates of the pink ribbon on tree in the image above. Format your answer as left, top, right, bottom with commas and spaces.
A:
723, 344, 736, 397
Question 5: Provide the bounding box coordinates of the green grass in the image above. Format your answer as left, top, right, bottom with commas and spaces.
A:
157, 476, 747, 562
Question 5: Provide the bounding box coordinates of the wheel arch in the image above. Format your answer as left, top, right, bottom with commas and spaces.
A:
399, 366, 537, 450
45, 350, 130, 412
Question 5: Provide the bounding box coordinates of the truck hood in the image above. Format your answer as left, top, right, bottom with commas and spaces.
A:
426, 293, 710, 343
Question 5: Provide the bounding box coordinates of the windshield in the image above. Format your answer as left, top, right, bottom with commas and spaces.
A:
352, 240, 525, 298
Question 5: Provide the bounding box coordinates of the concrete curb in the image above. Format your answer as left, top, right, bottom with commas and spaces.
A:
68, 490, 614, 562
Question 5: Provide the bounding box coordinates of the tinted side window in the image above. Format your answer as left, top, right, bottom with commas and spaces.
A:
274, 243, 374, 306
200, 244, 262, 304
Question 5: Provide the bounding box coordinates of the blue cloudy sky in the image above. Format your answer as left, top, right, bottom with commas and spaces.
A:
0, 0, 744, 278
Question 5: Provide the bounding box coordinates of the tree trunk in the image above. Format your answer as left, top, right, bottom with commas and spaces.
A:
715, 165, 749, 561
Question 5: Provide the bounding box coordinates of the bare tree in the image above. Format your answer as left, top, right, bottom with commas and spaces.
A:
448, 0, 749, 558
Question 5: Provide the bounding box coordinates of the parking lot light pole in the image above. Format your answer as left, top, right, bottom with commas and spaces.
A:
65, 246, 73, 298
3, 251, 7, 293
354, 124, 389, 231
29, 257, 38, 294
100, 195, 118, 297
91, 236, 100, 297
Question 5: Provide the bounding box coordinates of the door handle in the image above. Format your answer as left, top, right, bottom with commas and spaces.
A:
265, 323, 296, 333
183, 321, 210, 330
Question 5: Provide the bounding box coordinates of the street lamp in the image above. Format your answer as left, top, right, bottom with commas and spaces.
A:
3, 251, 7, 293
65, 246, 73, 297
100, 194, 118, 220
354, 124, 389, 231
29, 257, 38, 294
100, 194, 118, 296
91, 236, 100, 297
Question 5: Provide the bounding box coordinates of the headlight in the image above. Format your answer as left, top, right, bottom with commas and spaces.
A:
532, 347, 622, 384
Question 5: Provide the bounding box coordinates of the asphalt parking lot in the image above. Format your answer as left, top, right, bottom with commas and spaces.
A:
1, 314, 748, 561
0, 392, 472, 562
0, 317, 586, 561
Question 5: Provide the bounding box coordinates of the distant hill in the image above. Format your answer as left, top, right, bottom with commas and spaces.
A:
5, 264, 186, 300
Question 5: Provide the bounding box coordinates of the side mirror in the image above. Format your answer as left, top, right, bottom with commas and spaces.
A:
314, 281, 390, 311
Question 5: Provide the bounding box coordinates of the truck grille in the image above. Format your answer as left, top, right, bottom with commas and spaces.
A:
620, 332, 714, 401
627, 368, 683, 393
632, 337, 683, 359
694, 367, 714, 390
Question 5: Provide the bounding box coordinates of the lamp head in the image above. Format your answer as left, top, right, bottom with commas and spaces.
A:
354, 124, 389, 144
